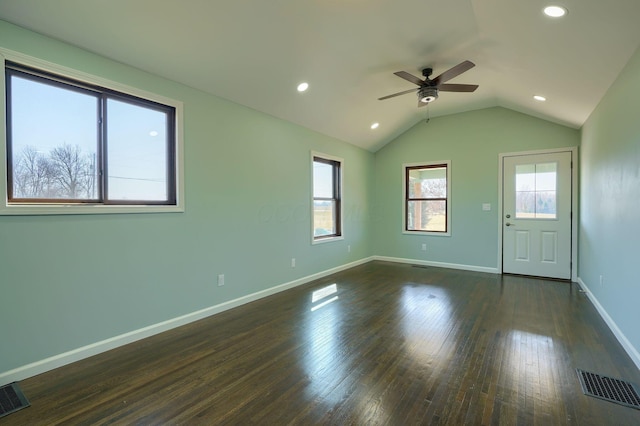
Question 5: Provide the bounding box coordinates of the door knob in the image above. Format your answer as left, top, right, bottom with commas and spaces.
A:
506, 222, 514, 226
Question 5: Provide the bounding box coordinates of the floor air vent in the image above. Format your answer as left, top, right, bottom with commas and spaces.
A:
576, 369, 640, 410
0, 382, 30, 418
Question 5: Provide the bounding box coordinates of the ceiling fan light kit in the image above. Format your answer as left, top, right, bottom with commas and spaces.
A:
378, 60, 478, 107
419, 87, 438, 103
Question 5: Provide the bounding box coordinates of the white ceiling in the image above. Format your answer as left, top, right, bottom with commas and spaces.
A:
1, 0, 639, 152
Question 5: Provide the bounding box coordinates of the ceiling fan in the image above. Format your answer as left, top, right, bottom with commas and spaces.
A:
378, 60, 478, 107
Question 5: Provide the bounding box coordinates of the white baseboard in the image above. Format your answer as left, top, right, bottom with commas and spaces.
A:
577, 277, 640, 370
0, 256, 375, 386
373, 255, 500, 274
16, 256, 615, 386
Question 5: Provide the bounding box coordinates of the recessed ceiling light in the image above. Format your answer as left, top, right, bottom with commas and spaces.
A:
544, 5, 567, 18
534, 95, 547, 102
297, 82, 309, 92
149, 130, 159, 136
370, 122, 379, 130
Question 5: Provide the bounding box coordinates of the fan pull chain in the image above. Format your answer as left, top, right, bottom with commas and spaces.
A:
425, 103, 431, 123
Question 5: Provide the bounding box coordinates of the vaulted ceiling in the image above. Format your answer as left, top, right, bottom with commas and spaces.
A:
1, 0, 639, 151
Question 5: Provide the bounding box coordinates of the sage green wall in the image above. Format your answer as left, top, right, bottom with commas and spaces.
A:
0, 21, 374, 374
579, 46, 640, 356
373, 107, 579, 268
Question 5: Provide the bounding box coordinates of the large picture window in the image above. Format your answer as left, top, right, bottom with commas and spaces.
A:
2, 57, 183, 214
404, 161, 451, 235
312, 153, 342, 242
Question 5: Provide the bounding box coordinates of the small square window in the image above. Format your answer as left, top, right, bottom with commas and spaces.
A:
515, 162, 558, 219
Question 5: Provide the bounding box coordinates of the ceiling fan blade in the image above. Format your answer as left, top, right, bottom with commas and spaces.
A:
432, 60, 475, 85
394, 71, 425, 86
378, 88, 418, 100
438, 83, 479, 92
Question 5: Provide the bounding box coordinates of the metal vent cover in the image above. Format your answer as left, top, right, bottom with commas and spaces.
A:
576, 369, 640, 410
0, 382, 30, 418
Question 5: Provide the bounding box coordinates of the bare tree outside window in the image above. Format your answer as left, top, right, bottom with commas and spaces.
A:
49, 144, 95, 199
13, 144, 96, 200
13, 146, 55, 198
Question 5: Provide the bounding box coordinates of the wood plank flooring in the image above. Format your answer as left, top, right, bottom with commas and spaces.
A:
3, 261, 640, 425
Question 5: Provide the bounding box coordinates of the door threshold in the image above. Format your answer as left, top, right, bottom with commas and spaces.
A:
502, 273, 571, 283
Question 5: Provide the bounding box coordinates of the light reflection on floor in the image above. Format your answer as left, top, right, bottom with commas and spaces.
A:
303, 283, 345, 405
501, 330, 558, 411
400, 284, 455, 365
311, 283, 339, 311
312, 283, 337, 303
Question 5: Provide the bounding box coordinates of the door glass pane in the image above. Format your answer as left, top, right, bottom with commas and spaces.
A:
408, 167, 446, 198
516, 191, 535, 217
313, 200, 336, 236
536, 191, 557, 218
10, 74, 98, 200
515, 164, 535, 191
407, 200, 446, 232
536, 163, 557, 191
515, 162, 557, 219
107, 98, 169, 201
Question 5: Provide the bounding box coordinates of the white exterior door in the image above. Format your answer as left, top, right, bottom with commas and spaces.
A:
502, 151, 572, 279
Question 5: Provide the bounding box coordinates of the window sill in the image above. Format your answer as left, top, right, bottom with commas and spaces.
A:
403, 230, 451, 237
312, 235, 344, 245
0, 203, 184, 215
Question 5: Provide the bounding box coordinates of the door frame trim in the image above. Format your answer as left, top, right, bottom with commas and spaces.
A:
497, 147, 578, 281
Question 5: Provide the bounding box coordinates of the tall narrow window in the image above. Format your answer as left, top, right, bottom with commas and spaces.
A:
404, 162, 451, 234
5, 61, 177, 208
312, 154, 342, 241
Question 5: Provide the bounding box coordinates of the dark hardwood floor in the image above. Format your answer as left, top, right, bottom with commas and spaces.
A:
3, 261, 640, 425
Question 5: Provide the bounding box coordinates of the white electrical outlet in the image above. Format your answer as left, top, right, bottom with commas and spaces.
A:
421, 243, 427, 251
599, 275, 603, 286
218, 274, 225, 286
347, 245, 351, 253
291, 258, 296, 268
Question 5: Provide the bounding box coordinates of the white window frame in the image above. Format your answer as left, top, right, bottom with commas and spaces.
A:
0, 48, 185, 215
311, 151, 344, 244
402, 160, 452, 237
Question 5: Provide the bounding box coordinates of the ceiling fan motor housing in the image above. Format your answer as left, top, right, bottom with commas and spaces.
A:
419, 86, 439, 103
